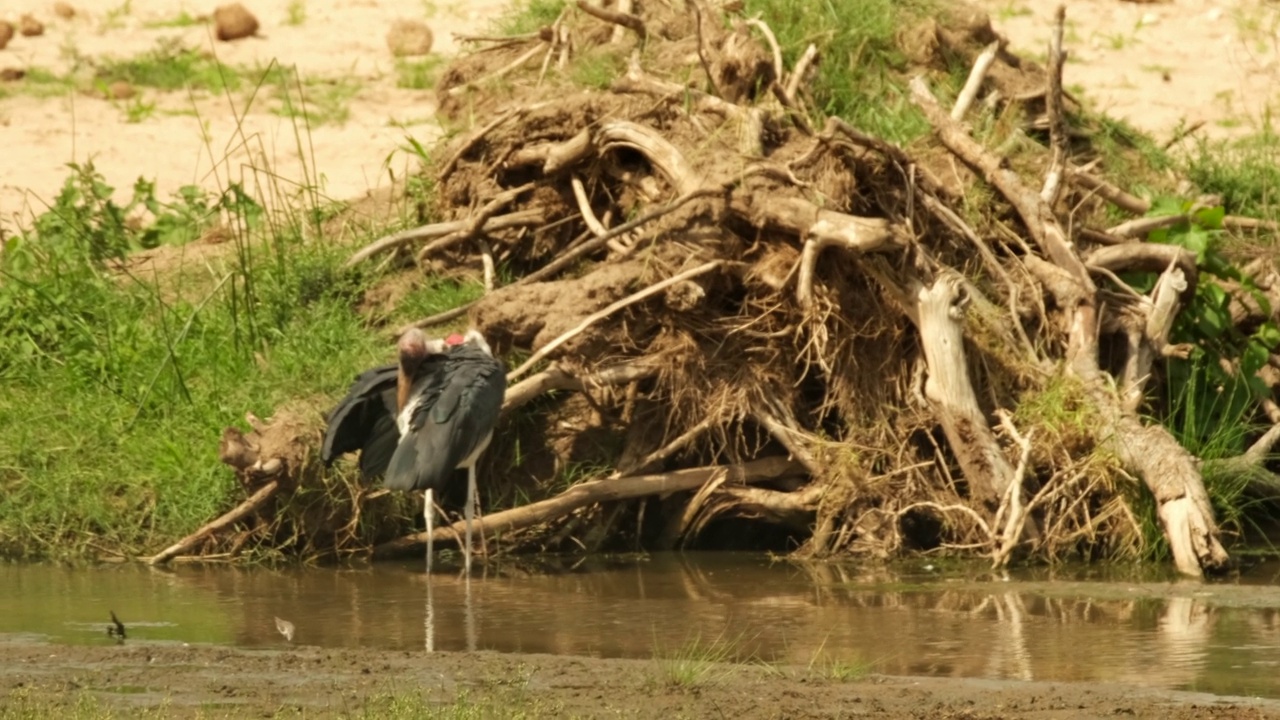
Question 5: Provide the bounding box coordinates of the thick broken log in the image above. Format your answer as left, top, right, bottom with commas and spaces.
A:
913, 273, 1013, 508
371, 456, 805, 558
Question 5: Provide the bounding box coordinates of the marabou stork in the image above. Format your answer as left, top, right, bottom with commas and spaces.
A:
321, 328, 506, 573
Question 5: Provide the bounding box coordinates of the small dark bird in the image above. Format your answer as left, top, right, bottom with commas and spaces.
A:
107, 610, 126, 642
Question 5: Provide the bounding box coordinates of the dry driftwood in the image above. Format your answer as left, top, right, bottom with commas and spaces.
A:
146, 481, 280, 565
371, 456, 804, 558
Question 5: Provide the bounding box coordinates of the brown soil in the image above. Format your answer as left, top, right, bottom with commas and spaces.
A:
3, 639, 1279, 719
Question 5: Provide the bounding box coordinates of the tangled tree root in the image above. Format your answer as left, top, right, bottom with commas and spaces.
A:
168, 2, 1280, 577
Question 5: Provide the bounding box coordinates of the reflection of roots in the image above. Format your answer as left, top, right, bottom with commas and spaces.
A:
155, 2, 1269, 577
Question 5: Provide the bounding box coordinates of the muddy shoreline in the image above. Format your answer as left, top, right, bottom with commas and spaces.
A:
3, 639, 1279, 719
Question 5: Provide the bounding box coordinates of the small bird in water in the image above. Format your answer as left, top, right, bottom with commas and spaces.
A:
107, 610, 126, 642
274, 616, 295, 642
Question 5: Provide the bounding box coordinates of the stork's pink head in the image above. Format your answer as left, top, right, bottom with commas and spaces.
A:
445, 333, 466, 347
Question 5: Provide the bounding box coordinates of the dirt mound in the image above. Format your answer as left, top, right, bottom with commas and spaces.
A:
187, 1, 1280, 577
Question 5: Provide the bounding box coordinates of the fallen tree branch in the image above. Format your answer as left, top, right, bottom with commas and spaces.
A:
145, 481, 280, 565
344, 209, 544, 269
416, 182, 538, 265
507, 259, 723, 380
371, 456, 805, 558
502, 358, 661, 415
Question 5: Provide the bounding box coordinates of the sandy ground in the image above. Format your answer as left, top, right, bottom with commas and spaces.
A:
3, 0, 1280, 234
3, 639, 1280, 719
0, 0, 509, 233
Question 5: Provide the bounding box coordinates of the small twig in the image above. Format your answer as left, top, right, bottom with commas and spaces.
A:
507, 260, 723, 380
1162, 120, 1206, 150
1068, 172, 1149, 215
610, 0, 634, 44
415, 182, 537, 265
784, 44, 818, 105
477, 239, 495, 292
557, 23, 572, 70
951, 40, 1001, 122
538, 8, 570, 87
753, 406, 822, 476
575, 0, 646, 43
503, 357, 661, 415
1107, 214, 1186, 239
896, 501, 992, 538
626, 415, 718, 474
692, 4, 722, 97
1040, 6, 1068, 205
745, 18, 784, 88
345, 209, 544, 269
570, 175, 607, 236
992, 411, 1035, 568
438, 104, 551, 183
455, 32, 542, 44
446, 41, 548, 97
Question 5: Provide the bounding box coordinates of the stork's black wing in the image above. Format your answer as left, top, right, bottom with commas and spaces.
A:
322, 364, 397, 466
384, 345, 507, 492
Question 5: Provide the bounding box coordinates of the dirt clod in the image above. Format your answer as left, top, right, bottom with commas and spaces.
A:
386, 18, 433, 57
106, 80, 135, 100
0, 67, 24, 82
18, 14, 43, 37
213, 3, 258, 42
52, 2, 75, 19
0, 21, 14, 49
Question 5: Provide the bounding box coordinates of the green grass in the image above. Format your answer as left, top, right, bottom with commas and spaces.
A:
95, 41, 243, 93
491, 0, 566, 35
743, 0, 936, 143
0, 161, 436, 560
285, 0, 307, 27
569, 49, 625, 90
1185, 126, 1280, 219
396, 57, 447, 90
269, 71, 361, 126
0, 687, 569, 719
142, 10, 201, 28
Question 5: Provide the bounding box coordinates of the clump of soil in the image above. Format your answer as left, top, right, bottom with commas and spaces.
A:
386, 18, 433, 57
213, 3, 258, 42
199, 1, 1279, 578
18, 14, 44, 37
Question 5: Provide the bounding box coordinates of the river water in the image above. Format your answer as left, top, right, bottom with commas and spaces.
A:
3, 554, 1280, 698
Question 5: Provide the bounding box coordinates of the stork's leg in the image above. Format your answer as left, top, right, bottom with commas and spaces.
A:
424, 488, 434, 575
464, 464, 476, 574
425, 562, 435, 653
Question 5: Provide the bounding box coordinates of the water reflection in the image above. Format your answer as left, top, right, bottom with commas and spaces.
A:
2, 555, 1280, 698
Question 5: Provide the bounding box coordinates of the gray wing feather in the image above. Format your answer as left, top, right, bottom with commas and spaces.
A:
384, 346, 506, 492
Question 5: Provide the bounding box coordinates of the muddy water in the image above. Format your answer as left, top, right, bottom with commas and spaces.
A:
3, 554, 1280, 698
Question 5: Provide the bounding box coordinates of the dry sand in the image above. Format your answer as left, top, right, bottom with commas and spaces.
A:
2, 0, 1279, 234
